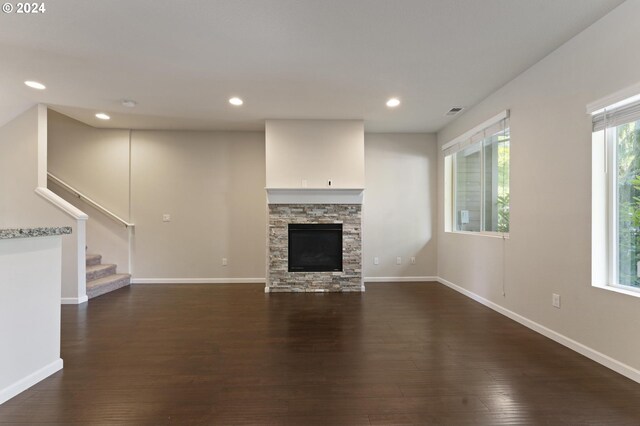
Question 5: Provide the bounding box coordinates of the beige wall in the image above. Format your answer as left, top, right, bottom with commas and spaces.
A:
48, 110, 130, 219
47, 113, 439, 282
0, 106, 52, 226
363, 133, 437, 278
0, 106, 80, 299
49, 180, 130, 273
130, 130, 266, 279
438, 0, 640, 372
47, 114, 268, 280
47, 110, 130, 273
266, 120, 365, 188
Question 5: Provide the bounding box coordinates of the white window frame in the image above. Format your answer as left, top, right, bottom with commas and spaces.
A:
590, 83, 640, 297
443, 110, 510, 238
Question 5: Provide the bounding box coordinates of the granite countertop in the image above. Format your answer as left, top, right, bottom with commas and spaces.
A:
0, 227, 73, 240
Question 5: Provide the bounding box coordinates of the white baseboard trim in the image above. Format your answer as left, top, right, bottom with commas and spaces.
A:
365, 276, 439, 283
436, 276, 640, 384
61, 295, 88, 305
131, 278, 266, 284
0, 358, 63, 405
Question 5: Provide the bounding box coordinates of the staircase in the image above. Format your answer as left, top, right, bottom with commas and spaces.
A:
86, 254, 131, 299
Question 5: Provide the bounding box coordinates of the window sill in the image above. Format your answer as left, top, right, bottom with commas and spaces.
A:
593, 283, 640, 299
445, 230, 509, 239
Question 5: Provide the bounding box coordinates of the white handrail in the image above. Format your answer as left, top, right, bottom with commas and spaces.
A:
34, 187, 88, 220
47, 173, 134, 228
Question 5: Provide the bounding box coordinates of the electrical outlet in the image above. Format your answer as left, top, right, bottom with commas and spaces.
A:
396, 256, 402, 265
302, 179, 308, 188
374, 257, 379, 265
162, 214, 171, 222
552, 293, 561, 308
222, 258, 228, 266
410, 257, 416, 265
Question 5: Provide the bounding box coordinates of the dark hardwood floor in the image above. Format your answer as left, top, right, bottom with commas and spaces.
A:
1, 283, 640, 425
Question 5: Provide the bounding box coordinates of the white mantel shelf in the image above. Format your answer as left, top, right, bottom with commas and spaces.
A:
265, 188, 365, 205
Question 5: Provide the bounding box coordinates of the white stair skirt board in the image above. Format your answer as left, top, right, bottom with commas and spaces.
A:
61, 296, 88, 305
365, 276, 438, 283
436, 276, 640, 385
0, 358, 63, 405
131, 278, 266, 284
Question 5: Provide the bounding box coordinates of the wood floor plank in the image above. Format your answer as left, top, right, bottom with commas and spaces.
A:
1, 282, 639, 424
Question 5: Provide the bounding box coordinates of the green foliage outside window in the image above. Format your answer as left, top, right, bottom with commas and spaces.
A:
496, 138, 510, 233
616, 121, 640, 287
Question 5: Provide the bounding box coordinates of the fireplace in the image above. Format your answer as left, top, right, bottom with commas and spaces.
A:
266, 202, 363, 292
288, 224, 343, 272
265, 186, 363, 292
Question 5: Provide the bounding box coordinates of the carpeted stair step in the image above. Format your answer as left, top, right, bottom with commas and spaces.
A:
84, 252, 131, 300
86, 254, 102, 267
86, 263, 117, 281
87, 273, 131, 299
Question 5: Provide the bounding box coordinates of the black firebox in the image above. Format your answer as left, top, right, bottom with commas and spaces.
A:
288, 223, 343, 272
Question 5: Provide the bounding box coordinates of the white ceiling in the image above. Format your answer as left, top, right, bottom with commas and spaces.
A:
0, 0, 625, 132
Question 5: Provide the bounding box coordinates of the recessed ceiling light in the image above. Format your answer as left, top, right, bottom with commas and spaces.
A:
24, 80, 46, 90
386, 98, 400, 108
229, 97, 243, 106
95, 113, 110, 120
121, 99, 137, 108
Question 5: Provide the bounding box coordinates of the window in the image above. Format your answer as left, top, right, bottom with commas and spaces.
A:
443, 111, 510, 235
591, 92, 640, 292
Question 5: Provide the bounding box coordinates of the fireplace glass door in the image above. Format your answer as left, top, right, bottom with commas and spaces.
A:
288, 224, 343, 272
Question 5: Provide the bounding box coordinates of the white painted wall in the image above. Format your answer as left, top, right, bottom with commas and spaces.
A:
0, 106, 83, 302
437, 0, 640, 374
0, 236, 64, 404
363, 133, 437, 279
130, 130, 266, 280
265, 120, 365, 188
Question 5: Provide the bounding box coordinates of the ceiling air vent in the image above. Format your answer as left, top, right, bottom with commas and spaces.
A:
445, 107, 464, 116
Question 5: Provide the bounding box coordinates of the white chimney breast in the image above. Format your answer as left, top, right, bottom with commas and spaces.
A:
265, 119, 365, 189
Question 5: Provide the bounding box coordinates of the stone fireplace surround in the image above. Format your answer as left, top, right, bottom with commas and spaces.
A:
266, 189, 364, 292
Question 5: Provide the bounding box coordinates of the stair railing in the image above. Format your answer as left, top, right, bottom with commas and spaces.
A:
47, 173, 135, 228
34, 185, 88, 303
